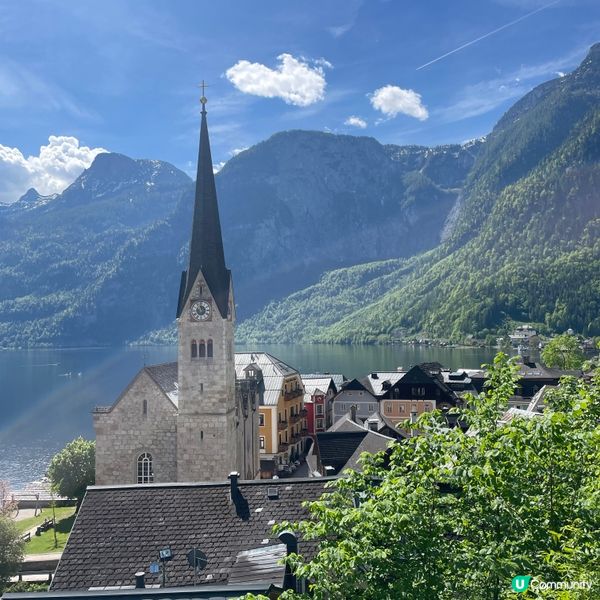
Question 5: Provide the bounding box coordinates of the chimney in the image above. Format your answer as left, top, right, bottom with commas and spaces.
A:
350, 405, 357, 423
278, 530, 298, 592
135, 571, 145, 589
367, 418, 378, 431
228, 471, 239, 503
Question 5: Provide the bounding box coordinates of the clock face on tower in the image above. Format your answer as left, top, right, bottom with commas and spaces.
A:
190, 300, 211, 321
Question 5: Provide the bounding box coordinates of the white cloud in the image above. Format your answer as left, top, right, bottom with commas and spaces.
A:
230, 147, 248, 157
225, 53, 330, 107
0, 136, 107, 204
213, 161, 226, 174
370, 85, 429, 121
345, 116, 367, 129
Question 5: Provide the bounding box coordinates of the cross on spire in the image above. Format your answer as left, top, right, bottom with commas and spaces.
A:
198, 80, 209, 111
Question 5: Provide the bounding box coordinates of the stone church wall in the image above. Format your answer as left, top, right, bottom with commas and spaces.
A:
94, 371, 178, 485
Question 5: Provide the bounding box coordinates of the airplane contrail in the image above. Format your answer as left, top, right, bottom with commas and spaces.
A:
416, 0, 561, 71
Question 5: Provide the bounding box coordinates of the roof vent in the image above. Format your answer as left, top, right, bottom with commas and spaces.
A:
267, 486, 279, 500
371, 373, 378, 379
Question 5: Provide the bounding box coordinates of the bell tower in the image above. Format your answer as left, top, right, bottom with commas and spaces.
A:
176, 92, 238, 482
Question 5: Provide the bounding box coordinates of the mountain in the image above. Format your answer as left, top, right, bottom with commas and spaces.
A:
238, 43, 600, 344
0, 133, 480, 347
0, 155, 191, 346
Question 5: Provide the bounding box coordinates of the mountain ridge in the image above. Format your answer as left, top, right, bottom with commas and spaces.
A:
0, 130, 480, 346
237, 43, 600, 343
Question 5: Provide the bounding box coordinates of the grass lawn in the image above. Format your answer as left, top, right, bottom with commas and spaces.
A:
23, 512, 77, 554
15, 507, 76, 535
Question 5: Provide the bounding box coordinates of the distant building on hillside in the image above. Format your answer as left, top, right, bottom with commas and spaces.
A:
509, 324, 538, 347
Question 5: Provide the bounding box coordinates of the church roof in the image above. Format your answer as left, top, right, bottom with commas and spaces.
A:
50, 478, 332, 592
177, 104, 230, 319
145, 362, 179, 407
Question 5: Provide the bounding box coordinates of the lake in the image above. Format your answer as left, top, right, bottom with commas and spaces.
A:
0, 343, 496, 490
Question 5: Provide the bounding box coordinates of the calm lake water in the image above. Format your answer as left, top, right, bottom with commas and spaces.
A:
0, 344, 496, 490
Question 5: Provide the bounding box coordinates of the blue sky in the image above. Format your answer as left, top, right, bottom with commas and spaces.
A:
0, 0, 598, 203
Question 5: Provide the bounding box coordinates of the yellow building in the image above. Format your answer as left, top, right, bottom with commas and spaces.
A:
235, 352, 306, 477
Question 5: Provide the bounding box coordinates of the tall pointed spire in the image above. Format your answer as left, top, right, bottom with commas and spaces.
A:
177, 96, 231, 319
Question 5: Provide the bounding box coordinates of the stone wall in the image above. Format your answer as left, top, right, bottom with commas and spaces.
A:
94, 371, 178, 485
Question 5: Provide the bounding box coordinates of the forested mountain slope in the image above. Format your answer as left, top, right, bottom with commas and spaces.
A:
238, 43, 600, 343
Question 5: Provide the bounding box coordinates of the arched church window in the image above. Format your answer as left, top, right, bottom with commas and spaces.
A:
199, 340, 206, 357
137, 453, 154, 484
191, 340, 198, 359
142, 399, 148, 416
207, 339, 213, 357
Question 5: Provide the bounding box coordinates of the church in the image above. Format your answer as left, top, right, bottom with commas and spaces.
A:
94, 95, 260, 484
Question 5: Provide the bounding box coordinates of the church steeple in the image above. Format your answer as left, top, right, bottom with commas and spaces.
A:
177, 95, 231, 319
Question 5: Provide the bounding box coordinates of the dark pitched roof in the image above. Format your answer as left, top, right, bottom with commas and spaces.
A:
177, 106, 230, 319
51, 478, 331, 592
343, 430, 395, 471
339, 378, 370, 392
316, 431, 367, 474
401, 364, 455, 397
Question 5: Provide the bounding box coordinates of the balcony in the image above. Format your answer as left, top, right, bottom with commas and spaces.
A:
300, 427, 309, 435
278, 443, 289, 453
290, 413, 301, 424
300, 408, 308, 416
277, 419, 288, 431
284, 388, 303, 400
291, 432, 302, 442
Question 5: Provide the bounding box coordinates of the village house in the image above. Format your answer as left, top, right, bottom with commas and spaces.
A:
299, 375, 340, 436
372, 365, 458, 426
331, 377, 379, 423
236, 352, 306, 478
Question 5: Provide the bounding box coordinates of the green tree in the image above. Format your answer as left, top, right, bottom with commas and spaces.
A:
47, 438, 95, 510
244, 354, 600, 599
542, 333, 585, 370
0, 516, 24, 595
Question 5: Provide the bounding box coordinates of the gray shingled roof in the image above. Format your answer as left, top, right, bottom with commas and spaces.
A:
235, 353, 301, 406
145, 362, 178, 407
51, 478, 331, 592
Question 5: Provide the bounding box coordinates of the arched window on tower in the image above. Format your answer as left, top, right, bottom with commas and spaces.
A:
137, 452, 153, 484
142, 399, 148, 416
207, 339, 213, 358
199, 340, 206, 357
191, 340, 198, 359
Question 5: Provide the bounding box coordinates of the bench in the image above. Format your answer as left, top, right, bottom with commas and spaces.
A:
20, 531, 31, 542
35, 518, 55, 536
